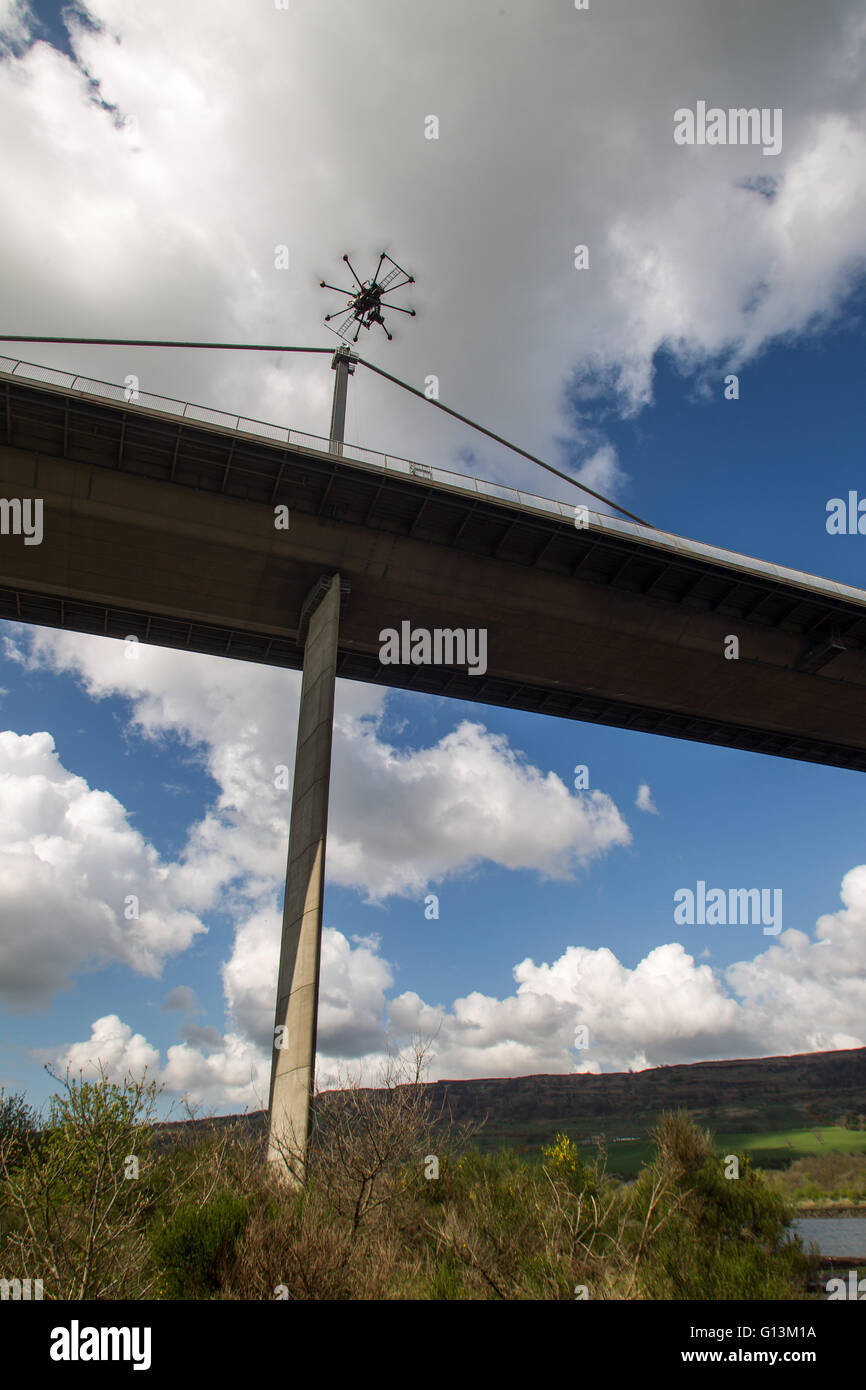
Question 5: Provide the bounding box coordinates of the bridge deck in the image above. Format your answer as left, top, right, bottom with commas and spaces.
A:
2, 360, 865, 771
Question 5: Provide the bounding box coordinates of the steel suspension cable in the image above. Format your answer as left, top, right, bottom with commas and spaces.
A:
0, 336, 334, 354
352, 353, 652, 527
0, 335, 651, 526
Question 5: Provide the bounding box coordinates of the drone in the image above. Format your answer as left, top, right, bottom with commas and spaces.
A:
320, 252, 415, 343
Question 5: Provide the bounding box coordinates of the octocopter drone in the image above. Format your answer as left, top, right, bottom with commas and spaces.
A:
320, 251, 415, 343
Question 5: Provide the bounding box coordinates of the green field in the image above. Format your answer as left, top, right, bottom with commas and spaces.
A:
465, 1109, 866, 1183
712, 1127, 866, 1169
552, 1127, 866, 1181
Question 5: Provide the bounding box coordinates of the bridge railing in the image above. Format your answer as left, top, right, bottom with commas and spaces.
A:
0, 356, 655, 530
0, 355, 581, 523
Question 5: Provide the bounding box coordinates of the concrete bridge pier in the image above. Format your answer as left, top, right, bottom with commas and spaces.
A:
267, 572, 344, 1184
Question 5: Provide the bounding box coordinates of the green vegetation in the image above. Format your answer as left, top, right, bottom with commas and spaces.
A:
713, 1126, 866, 1169
444, 1048, 866, 1180
0, 1087, 38, 1170
151, 1191, 253, 1298
0, 1067, 165, 1298
520, 1124, 866, 1184
762, 1149, 866, 1207
0, 1061, 819, 1301
634, 1115, 810, 1300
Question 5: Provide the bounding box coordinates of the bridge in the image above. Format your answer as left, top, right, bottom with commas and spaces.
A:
2, 356, 865, 771
2, 354, 865, 1181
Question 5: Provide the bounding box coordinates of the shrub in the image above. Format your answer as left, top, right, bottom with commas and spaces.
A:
634, 1112, 813, 1299
152, 1191, 251, 1299
0, 1066, 163, 1299
765, 1150, 866, 1204
541, 1131, 595, 1194
0, 1089, 38, 1169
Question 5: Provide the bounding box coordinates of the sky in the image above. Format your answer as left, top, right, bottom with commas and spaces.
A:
0, 0, 865, 1117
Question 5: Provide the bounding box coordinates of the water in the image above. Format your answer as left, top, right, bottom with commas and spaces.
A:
791, 1217, 866, 1258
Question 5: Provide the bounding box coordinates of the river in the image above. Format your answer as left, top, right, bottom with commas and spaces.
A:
791, 1216, 866, 1258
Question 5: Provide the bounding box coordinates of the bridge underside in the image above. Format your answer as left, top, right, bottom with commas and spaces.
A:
2, 372, 866, 772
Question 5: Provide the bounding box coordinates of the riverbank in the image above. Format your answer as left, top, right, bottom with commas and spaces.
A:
793, 1203, 866, 1217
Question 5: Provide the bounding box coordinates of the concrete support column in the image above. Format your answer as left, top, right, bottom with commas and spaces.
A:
267, 573, 342, 1183
328, 346, 357, 456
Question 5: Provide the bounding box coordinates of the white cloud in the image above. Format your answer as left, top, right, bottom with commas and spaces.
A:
0, 729, 207, 1008
55, 857, 866, 1106
0, 0, 30, 53
635, 784, 659, 815
574, 445, 629, 504
161, 1032, 270, 1112
7, 626, 632, 906
725, 864, 866, 1055
59, 1014, 160, 1079
328, 717, 631, 901
0, 0, 862, 498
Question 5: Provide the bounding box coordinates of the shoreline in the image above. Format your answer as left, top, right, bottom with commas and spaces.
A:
793, 1205, 866, 1218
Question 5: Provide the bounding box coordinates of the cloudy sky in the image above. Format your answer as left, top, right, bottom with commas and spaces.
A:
1, 0, 865, 1114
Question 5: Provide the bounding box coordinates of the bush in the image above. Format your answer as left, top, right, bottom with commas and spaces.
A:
0, 1089, 38, 1169
0, 1066, 163, 1299
765, 1150, 866, 1204
541, 1131, 596, 1194
152, 1191, 251, 1299
634, 1111, 812, 1299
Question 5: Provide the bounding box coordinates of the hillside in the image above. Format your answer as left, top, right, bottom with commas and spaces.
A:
155, 1046, 866, 1171
425, 1045, 866, 1135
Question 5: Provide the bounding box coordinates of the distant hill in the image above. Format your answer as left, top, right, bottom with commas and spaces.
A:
154, 1046, 866, 1162
425, 1045, 866, 1131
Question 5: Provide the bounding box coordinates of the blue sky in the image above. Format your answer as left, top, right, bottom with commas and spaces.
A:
1, 0, 865, 1116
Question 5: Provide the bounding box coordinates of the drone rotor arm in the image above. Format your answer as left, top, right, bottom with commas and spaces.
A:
343, 255, 365, 290
320, 281, 356, 297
